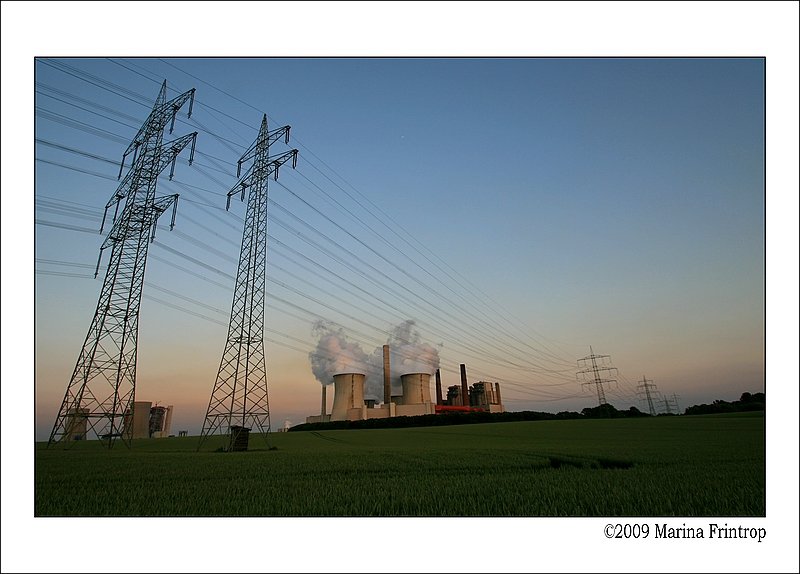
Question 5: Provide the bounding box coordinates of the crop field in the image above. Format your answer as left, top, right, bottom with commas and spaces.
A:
34, 412, 765, 517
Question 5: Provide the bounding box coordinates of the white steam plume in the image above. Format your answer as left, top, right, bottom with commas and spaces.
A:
309, 321, 370, 386
381, 320, 441, 397
309, 319, 440, 402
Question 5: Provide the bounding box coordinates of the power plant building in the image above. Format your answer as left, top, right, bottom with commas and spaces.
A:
149, 404, 174, 438
122, 401, 174, 439
306, 348, 503, 424
65, 407, 89, 441
126, 401, 152, 439
468, 381, 505, 413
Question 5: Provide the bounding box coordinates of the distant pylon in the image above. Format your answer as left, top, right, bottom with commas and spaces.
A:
48, 81, 197, 448
636, 375, 659, 416
577, 346, 618, 406
670, 393, 681, 414
198, 114, 298, 450
662, 393, 680, 415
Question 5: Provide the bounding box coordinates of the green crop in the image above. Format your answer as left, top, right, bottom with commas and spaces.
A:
35, 412, 765, 516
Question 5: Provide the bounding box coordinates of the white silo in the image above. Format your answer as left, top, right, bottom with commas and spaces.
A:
400, 373, 432, 405
330, 372, 366, 421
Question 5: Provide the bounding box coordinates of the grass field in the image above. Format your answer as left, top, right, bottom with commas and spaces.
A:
34, 412, 765, 517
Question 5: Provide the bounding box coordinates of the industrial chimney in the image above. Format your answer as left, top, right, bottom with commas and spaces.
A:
460, 364, 469, 407
435, 368, 443, 406
383, 344, 391, 405
330, 372, 366, 421
321, 385, 327, 416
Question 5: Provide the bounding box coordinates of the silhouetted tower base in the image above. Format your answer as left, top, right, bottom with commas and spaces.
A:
198, 114, 297, 450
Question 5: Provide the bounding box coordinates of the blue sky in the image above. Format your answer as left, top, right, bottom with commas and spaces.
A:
31, 55, 766, 439
3, 3, 798, 573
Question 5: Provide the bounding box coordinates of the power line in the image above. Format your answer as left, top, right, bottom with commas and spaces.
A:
140, 58, 582, 368
39, 143, 580, 388
34, 63, 592, 410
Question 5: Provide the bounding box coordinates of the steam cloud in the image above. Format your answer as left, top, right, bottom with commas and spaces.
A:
309, 321, 370, 386
309, 319, 441, 402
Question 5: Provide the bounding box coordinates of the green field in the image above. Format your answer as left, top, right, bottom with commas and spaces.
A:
35, 412, 765, 517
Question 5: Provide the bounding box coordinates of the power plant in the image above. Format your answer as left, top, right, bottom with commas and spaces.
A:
123, 402, 174, 440
306, 347, 503, 424
62, 401, 174, 440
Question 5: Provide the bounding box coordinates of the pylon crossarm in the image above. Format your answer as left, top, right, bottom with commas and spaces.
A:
149, 195, 180, 242
107, 132, 197, 210
237, 125, 291, 169
99, 202, 153, 250
226, 149, 298, 204
120, 87, 195, 169
108, 168, 139, 209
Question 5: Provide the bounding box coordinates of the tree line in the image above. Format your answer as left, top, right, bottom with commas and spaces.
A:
683, 391, 765, 416
289, 391, 765, 432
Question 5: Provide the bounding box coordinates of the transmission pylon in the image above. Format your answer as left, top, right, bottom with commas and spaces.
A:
198, 114, 298, 450
577, 346, 618, 406
636, 375, 659, 416
48, 81, 197, 448
662, 393, 680, 414
670, 393, 681, 414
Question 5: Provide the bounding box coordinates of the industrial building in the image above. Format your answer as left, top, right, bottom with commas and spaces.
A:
148, 404, 174, 438
60, 401, 174, 441
64, 407, 89, 441
122, 402, 174, 439
306, 345, 503, 424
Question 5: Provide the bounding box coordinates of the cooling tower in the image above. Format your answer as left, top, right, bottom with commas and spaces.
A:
330, 373, 366, 421
400, 373, 432, 405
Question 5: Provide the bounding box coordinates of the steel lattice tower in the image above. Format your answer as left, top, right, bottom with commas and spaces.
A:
576, 346, 618, 406
48, 81, 197, 448
669, 393, 681, 414
198, 115, 297, 450
636, 375, 659, 416
662, 393, 680, 414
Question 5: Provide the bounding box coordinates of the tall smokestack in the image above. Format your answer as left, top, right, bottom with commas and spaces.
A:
460, 364, 469, 407
435, 369, 443, 406
495, 382, 502, 406
383, 344, 391, 404
321, 385, 327, 416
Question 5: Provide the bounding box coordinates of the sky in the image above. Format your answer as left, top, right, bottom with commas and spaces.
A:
30, 55, 766, 439
3, 2, 799, 574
